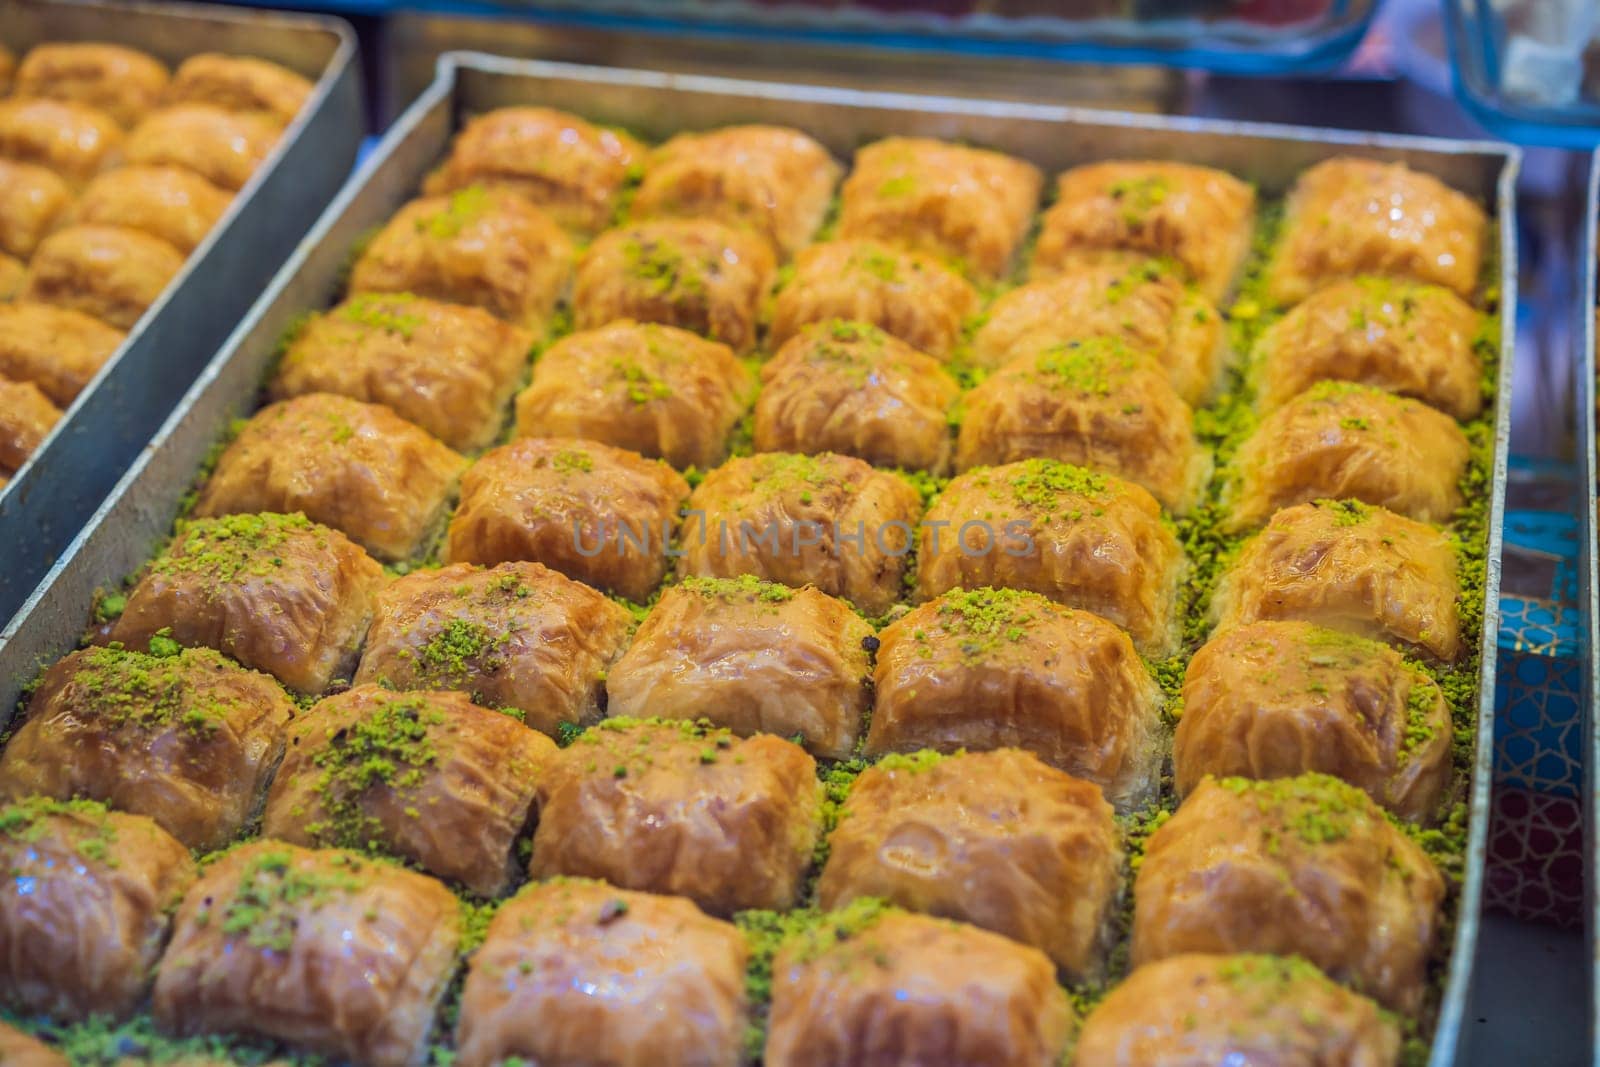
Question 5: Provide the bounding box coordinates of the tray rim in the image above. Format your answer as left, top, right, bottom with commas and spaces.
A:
1581, 144, 1598, 1066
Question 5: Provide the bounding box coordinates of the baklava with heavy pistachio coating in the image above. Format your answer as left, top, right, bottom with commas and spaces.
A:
0, 646, 294, 850
1176, 620, 1451, 821
0, 97, 123, 187
0, 302, 125, 407
514, 320, 754, 470
0, 158, 71, 258
531, 719, 820, 916
0, 797, 194, 1021
607, 576, 873, 759
456, 879, 749, 1067
70, 165, 232, 254
1132, 774, 1444, 1011
14, 43, 169, 127
125, 105, 279, 192
21, 224, 185, 329
194, 393, 466, 563
109, 511, 384, 695
818, 748, 1123, 979
446, 437, 689, 602
868, 587, 1163, 808
916, 460, 1185, 655
354, 561, 633, 738
677, 451, 923, 616
162, 53, 312, 127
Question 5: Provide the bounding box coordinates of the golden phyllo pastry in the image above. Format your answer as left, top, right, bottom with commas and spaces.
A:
0, 158, 71, 258
1176, 620, 1451, 822
351, 188, 574, 332
109, 511, 384, 695
424, 106, 642, 236
1254, 275, 1486, 419
446, 437, 689, 602
194, 393, 465, 562
153, 842, 460, 1067
1213, 499, 1461, 661
607, 576, 873, 759
0, 97, 123, 187
125, 105, 279, 192
163, 53, 312, 127
678, 451, 923, 616
969, 260, 1226, 406
0, 376, 60, 476
1266, 157, 1487, 305
20, 223, 184, 329
769, 238, 980, 359
837, 136, 1042, 282
0, 253, 21, 301
574, 218, 775, 354
1033, 161, 1256, 303
631, 124, 840, 259
263, 685, 558, 896
1075, 953, 1400, 1067
0, 646, 293, 850
353, 561, 633, 739
0, 798, 194, 1021
0, 1021, 67, 1067
0, 44, 13, 93
917, 460, 1184, 655
0, 302, 125, 406
456, 879, 749, 1067
818, 748, 1122, 979
271, 293, 534, 451
70, 165, 232, 253
868, 587, 1163, 808
1132, 774, 1444, 1011
531, 719, 820, 915
514, 320, 754, 470
765, 903, 1072, 1067
14, 43, 169, 127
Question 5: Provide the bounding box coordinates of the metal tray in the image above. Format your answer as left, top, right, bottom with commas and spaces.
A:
0, 53, 1518, 1064
0, 0, 363, 630
1581, 146, 1599, 1064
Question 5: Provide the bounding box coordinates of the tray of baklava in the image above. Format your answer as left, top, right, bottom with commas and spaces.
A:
0, 52, 1517, 1067
0, 0, 363, 630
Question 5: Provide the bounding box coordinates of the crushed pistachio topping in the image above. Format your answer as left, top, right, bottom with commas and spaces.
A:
413, 618, 511, 684
622, 235, 707, 299
303, 694, 447, 847
926, 587, 1051, 659
1218, 772, 1376, 847
1030, 337, 1139, 396
199, 848, 364, 952
64, 646, 243, 737
679, 574, 796, 603
153, 511, 317, 584
337, 292, 425, 339
612, 359, 673, 404
0, 796, 120, 865
420, 185, 490, 239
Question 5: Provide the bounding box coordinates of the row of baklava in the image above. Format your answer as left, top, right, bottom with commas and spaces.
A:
0, 41, 312, 486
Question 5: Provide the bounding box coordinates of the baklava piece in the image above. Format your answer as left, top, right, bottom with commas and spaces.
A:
819, 748, 1122, 979
1255, 276, 1486, 419
0, 377, 60, 477
632, 124, 840, 258
456, 880, 749, 1067
0, 43, 13, 93
20, 224, 185, 329
1075, 954, 1400, 1067
424, 106, 642, 236
573, 218, 775, 354
1213, 499, 1462, 661
769, 238, 981, 359
1176, 621, 1451, 822
0, 158, 71, 258
1132, 774, 1444, 1011
446, 437, 688, 602
0, 302, 125, 406
607, 576, 873, 759
263, 685, 557, 896
868, 587, 1163, 808
917, 460, 1185, 655
109, 511, 384, 695
514, 320, 755, 470
70, 165, 232, 253
350, 188, 575, 332
1267, 157, 1488, 305
14, 43, 169, 127
765, 904, 1072, 1067
1033, 161, 1256, 303
837, 136, 1042, 282
0, 797, 194, 1021
531, 719, 820, 915
755, 321, 961, 474
0, 1022, 67, 1067
969, 261, 1226, 406
271, 293, 534, 451
125, 105, 279, 192
0, 253, 21, 301
0, 98, 123, 187
194, 393, 466, 563
678, 451, 923, 616
164, 53, 313, 127
353, 561, 633, 738
153, 842, 460, 1067
957, 338, 1208, 514
1225, 382, 1469, 531
0, 646, 294, 850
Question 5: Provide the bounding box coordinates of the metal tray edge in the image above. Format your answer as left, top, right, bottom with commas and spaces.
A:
1582, 145, 1599, 1067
